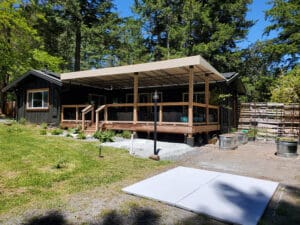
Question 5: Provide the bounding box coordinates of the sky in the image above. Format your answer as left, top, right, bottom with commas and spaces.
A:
114, 0, 277, 49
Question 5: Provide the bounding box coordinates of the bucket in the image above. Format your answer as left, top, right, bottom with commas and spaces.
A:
219, 134, 238, 150
235, 132, 248, 145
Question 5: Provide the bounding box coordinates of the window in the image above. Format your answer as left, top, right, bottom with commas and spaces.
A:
27, 89, 49, 110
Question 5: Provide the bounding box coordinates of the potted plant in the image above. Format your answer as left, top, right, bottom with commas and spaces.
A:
247, 128, 257, 141
276, 137, 298, 157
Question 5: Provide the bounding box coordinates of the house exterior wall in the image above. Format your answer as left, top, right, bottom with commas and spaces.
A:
15, 76, 61, 125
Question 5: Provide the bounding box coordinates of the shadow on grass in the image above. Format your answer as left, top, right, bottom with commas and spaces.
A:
22, 211, 67, 225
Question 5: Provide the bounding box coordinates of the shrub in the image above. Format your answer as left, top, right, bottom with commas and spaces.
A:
40, 129, 47, 135
93, 130, 115, 143
66, 133, 72, 137
51, 128, 63, 135
40, 122, 47, 129
120, 130, 132, 139
77, 131, 86, 139
19, 118, 27, 125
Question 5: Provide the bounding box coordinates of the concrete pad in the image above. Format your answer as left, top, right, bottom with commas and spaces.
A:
123, 167, 278, 225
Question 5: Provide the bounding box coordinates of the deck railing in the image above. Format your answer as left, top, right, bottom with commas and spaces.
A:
94, 102, 219, 131
81, 105, 94, 130
61, 104, 89, 123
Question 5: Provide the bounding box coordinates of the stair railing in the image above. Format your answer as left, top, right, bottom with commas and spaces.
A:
81, 104, 94, 131
95, 105, 107, 131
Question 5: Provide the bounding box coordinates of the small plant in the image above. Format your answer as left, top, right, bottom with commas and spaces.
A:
40, 122, 48, 129
230, 128, 237, 133
51, 128, 63, 135
93, 130, 115, 143
40, 129, 47, 135
247, 128, 257, 137
66, 133, 72, 137
77, 131, 86, 139
120, 130, 132, 139
54, 159, 68, 169
19, 117, 27, 125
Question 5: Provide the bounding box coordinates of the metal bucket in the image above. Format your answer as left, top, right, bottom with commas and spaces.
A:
219, 134, 238, 150
277, 141, 298, 157
235, 132, 248, 145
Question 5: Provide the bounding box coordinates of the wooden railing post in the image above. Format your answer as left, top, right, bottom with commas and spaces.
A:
61, 106, 64, 122
104, 107, 108, 122
159, 105, 163, 125
75, 106, 79, 123
188, 66, 194, 129
95, 110, 99, 131
82, 113, 85, 130
205, 74, 210, 125
133, 72, 138, 124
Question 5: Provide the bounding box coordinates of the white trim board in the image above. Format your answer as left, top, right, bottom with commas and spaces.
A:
122, 167, 278, 225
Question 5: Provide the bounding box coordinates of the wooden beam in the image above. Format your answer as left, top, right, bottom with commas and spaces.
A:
133, 73, 138, 124
205, 74, 210, 124
188, 66, 194, 127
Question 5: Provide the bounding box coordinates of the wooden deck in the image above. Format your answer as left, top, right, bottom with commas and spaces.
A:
61, 102, 220, 135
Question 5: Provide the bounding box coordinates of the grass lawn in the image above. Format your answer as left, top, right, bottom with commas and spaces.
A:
0, 123, 170, 216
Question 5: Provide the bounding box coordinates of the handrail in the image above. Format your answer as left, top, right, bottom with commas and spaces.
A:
82, 104, 93, 113
95, 105, 107, 131
82, 104, 94, 130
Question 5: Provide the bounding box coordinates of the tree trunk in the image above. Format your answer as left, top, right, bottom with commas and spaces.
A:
0, 72, 9, 115
74, 25, 81, 71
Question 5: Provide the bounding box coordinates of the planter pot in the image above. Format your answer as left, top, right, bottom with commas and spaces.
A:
219, 134, 238, 150
276, 141, 298, 157
248, 136, 255, 142
235, 132, 248, 145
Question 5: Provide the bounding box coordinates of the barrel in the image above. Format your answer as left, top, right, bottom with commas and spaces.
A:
277, 140, 298, 157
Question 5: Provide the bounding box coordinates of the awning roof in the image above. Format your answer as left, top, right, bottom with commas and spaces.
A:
61, 55, 226, 89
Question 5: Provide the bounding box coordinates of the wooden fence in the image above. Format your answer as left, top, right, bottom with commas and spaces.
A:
238, 103, 300, 140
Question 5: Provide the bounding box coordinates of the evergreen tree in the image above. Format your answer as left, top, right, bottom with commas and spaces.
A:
264, 0, 300, 68
133, 0, 253, 72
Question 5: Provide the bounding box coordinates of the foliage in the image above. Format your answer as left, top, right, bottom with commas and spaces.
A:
0, 123, 169, 214
40, 122, 47, 129
271, 66, 300, 103
51, 128, 63, 135
19, 117, 27, 125
118, 130, 132, 139
93, 130, 115, 143
77, 131, 86, 140
133, 0, 253, 72
247, 128, 257, 138
39, 129, 47, 135
264, 0, 300, 68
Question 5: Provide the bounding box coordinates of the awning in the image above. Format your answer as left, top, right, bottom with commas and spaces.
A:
61, 55, 225, 89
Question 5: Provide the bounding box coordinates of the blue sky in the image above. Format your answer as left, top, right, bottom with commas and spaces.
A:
114, 0, 276, 49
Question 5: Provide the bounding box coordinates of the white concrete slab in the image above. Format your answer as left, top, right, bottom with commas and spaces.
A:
123, 167, 278, 225
123, 167, 220, 204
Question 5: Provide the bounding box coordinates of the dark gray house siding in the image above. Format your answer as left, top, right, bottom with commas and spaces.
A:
3, 70, 62, 125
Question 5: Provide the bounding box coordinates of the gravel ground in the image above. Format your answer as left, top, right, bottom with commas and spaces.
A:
102, 138, 194, 160
2, 140, 300, 225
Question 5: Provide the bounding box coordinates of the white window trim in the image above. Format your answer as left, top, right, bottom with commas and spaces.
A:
26, 88, 49, 110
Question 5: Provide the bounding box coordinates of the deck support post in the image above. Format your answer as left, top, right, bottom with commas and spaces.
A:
95, 111, 99, 131
133, 73, 138, 124
205, 74, 210, 125
188, 66, 194, 128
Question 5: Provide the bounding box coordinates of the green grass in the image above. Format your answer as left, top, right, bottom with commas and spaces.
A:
0, 123, 170, 215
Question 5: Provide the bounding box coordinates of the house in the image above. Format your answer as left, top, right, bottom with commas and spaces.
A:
2, 55, 245, 145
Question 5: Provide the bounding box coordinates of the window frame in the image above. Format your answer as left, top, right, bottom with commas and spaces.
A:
26, 88, 50, 111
